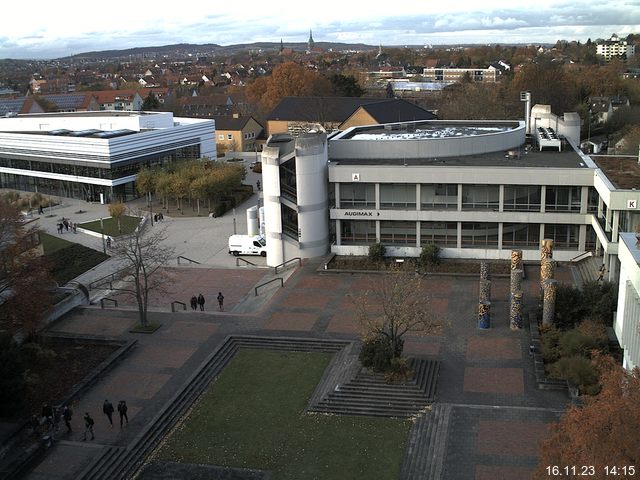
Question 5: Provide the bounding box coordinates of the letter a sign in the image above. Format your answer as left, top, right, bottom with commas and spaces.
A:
352, 173, 360, 182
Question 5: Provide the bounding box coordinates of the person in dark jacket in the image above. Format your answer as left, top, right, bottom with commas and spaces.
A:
83, 413, 95, 441
117, 400, 129, 428
103, 399, 115, 427
197, 293, 205, 311
190, 295, 198, 311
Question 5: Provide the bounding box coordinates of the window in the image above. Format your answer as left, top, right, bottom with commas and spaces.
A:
218, 134, 224, 140
420, 222, 457, 246
380, 184, 416, 209
340, 220, 376, 245
281, 205, 298, 240
502, 223, 540, 247
421, 184, 457, 210
587, 187, 598, 213
545, 186, 581, 212
461, 222, 499, 248
227, 134, 233, 140
503, 185, 541, 211
461, 185, 499, 210
339, 183, 375, 209
244, 133, 249, 139
380, 221, 416, 245
544, 224, 579, 249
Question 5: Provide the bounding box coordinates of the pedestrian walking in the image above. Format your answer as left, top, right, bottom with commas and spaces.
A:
106, 236, 112, 248
38, 205, 44, 215
197, 293, 205, 311
82, 413, 95, 441
597, 264, 607, 282
63, 218, 69, 231
117, 401, 129, 428
72, 223, 77, 233
57, 222, 63, 234
217, 292, 224, 311
158, 212, 164, 221
190, 295, 198, 311
103, 400, 115, 427
62, 405, 73, 433
256, 179, 261, 191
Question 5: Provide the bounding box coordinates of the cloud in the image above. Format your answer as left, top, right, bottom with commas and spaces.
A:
1, 1, 639, 58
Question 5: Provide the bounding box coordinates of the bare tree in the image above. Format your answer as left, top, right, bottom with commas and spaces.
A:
352, 268, 446, 362
109, 220, 175, 327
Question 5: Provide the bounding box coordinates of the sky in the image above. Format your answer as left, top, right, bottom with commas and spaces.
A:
2, 0, 640, 59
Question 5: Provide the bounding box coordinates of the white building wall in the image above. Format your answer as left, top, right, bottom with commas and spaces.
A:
295, 135, 329, 259
261, 146, 284, 267
614, 233, 640, 370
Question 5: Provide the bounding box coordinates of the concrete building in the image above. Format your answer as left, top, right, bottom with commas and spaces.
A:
421, 67, 499, 84
0, 111, 215, 203
614, 232, 640, 370
596, 34, 636, 61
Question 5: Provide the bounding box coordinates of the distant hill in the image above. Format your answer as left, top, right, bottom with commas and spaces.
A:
62, 41, 378, 61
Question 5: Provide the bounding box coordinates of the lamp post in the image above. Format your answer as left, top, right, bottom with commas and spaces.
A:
148, 191, 154, 226
100, 217, 106, 254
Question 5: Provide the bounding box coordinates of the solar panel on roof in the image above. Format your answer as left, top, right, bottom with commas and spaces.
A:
49, 129, 71, 136
93, 129, 136, 139
68, 129, 102, 137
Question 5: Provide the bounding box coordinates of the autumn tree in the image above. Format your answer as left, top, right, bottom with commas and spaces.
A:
511, 61, 579, 114
108, 201, 126, 234
245, 61, 332, 113
352, 268, 446, 371
0, 200, 54, 335
136, 167, 156, 206
109, 221, 175, 327
534, 354, 640, 479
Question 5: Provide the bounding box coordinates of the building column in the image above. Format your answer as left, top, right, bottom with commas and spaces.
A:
376, 220, 380, 243
578, 224, 587, 252
608, 254, 618, 282
498, 223, 503, 251
580, 186, 588, 215
612, 210, 620, 239
336, 219, 341, 246
598, 196, 604, 219
457, 221, 462, 249
540, 185, 546, 213
416, 221, 421, 248
457, 184, 463, 211
498, 185, 504, 213
415, 184, 421, 212
334, 183, 341, 208
375, 183, 380, 210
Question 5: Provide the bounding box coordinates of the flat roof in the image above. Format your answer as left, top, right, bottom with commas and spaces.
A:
330, 144, 589, 169
345, 122, 519, 140
592, 155, 640, 189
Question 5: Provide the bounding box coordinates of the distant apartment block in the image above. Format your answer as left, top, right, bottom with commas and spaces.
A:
596, 34, 636, 61
422, 67, 498, 84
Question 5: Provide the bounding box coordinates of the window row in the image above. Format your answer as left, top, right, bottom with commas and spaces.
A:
337, 183, 598, 213
339, 220, 585, 249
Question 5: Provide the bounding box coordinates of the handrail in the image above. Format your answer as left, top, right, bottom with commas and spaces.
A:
171, 301, 187, 312
100, 297, 118, 309
177, 255, 200, 265
274, 257, 301, 274
570, 250, 593, 263
254, 277, 283, 296
236, 257, 257, 267
89, 266, 130, 290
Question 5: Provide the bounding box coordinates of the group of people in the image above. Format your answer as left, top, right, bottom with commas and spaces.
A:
190, 292, 224, 311
153, 212, 164, 223
56, 217, 77, 234
32, 400, 129, 442
82, 400, 129, 441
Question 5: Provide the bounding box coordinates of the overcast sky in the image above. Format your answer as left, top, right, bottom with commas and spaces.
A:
2, 0, 639, 59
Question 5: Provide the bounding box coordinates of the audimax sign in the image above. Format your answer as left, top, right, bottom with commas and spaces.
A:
343, 211, 380, 217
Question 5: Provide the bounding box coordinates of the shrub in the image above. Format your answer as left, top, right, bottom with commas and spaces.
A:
368, 243, 386, 263
419, 243, 440, 268
384, 356, 413, 383
359, 335, 393, 372
558, 329, 606, 358
540, 325, 562, 364
548, 355, 600, 395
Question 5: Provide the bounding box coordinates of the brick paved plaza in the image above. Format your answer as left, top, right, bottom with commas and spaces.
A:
28, 259, 572, 480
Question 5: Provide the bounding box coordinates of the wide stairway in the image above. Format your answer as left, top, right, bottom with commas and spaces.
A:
572, 255, 605, 286
310, 357, 440, 417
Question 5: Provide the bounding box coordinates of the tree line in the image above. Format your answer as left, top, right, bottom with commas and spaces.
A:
136, 160, 247, 217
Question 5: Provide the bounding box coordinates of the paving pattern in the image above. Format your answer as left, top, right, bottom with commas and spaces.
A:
25, 260, 574, 480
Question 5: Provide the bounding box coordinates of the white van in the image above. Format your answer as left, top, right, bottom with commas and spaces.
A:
228, 235, 267, 257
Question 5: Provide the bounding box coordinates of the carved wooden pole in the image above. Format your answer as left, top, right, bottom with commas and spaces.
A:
542, 279, 558, 326
478, 301, 491, 329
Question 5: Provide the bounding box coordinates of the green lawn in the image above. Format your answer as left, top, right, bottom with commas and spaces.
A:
78, 215, 141, 237
41, 233, 109, 284
40, 232, 74, 255
158, 349, 411, 480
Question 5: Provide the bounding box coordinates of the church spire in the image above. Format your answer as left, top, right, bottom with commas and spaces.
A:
280, 38, 284, 53
308, 29, 315, 52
